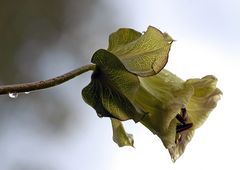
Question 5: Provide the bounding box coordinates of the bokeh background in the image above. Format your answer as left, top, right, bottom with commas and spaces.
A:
0, 0, 239, 169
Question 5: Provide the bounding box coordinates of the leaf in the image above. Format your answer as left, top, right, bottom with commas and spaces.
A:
108, 28, 142, 51
134, 69, 222, 161
108, 26, 173, 77
185, 75, 222, 129
169, 76, 222, 161
81, 26, 222, 161
82, 49, 146, 122
135, 69, 193, 142
111, 118, 134, 147
91, 49, 139, 100
82, 80, 117, 119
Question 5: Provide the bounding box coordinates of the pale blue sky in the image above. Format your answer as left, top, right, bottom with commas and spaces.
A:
1, 1, 239, 170
93, 1, 240, 169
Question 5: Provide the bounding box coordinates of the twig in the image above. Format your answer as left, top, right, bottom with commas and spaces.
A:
0, 64, 96, 95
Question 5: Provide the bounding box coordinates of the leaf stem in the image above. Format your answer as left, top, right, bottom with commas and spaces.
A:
0, 64, 96, 95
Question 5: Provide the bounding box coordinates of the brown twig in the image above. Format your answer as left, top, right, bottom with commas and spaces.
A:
0, 64, 96, 95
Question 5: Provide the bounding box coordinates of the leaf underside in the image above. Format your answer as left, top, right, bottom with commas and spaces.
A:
82, 49, 146, 122
108, 26, 173, 77
111, 118, 134, 147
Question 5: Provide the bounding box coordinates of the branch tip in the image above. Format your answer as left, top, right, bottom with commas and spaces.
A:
0, 64, 96, 95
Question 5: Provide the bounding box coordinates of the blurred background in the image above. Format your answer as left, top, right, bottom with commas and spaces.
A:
0, 0, 239, 169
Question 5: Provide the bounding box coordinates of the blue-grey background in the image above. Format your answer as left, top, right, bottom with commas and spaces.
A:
0, 0, 239, 169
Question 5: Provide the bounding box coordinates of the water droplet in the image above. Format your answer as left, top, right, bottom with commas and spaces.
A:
24, 91, 30, 94
175, 134, 182, 144
164, 79, 169, 83
171, 158, 176, 163
171, 153, 180, 163
162, 72, 169, 76
97, 113, 103, 118
8, 92, 18, 99
127, 134, 134, 145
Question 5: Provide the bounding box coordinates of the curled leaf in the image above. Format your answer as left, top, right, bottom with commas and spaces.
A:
81, 26, 222, 162
108, 26, 173, 76
134, 69, 222, 161
82, 49, 146, 122
111, 118, 134, 147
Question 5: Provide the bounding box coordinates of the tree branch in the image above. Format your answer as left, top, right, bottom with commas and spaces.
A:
0, 64, 96, 95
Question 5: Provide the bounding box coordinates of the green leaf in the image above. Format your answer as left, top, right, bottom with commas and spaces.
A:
169, 75, 222, 161
108, 28, 142, 51
135, 69, 193, 141
82, 49, 146, 122
81, 26, 222, 162
82, 80, 116, 119
111, 118, 134, 147
133, 69, 222, 161
108, 26, 173, 77
185, 75, 222, 129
